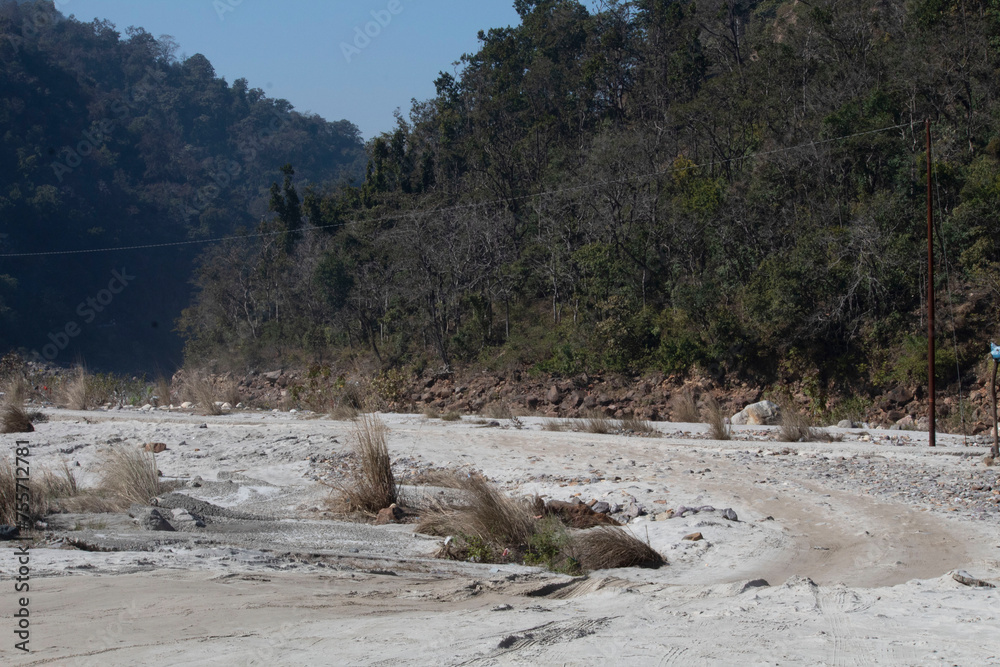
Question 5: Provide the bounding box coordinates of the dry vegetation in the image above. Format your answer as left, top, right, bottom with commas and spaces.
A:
702, 395, 731, 440
58, 366, 94, 410
339, 414, 397, 513
542, 419, 567, 431
573, 526, 666, 570
97, 446, 163, 507
418, 474, 665, 572
671, 391, 701, 423
621, 416, 659, 436
441, 410, 462, 421
779, 405, 839, 442
582, 411, 615, 434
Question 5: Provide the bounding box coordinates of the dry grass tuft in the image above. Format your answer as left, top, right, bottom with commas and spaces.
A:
153, 375, 172, 407
423, 406, 440, 419
418, 474, 535, 552
98, 446, 162, 508
621, 416, 659, 437
329, 401, 359, 421
483, 401, 513, 420
0, 457, 50, 526
40, 461, 79, 499
671, 391, 701, 423
59, 367, 94, 410
441, 410, 462, 422
573, 527, 666, 570
702, 395, 731, 440
407, 468, 471, 489
542, 419, 566, 432
2, 404, 34, 434
778, 405, 836, 442
583, 411, 615, 434
340, 414, 397, 513
179, 373, 224, 415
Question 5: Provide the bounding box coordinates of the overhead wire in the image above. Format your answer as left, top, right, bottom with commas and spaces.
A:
0, 121, 919, 259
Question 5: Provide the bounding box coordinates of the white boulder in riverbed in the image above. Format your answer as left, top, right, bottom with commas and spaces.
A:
731, 400, 780, 425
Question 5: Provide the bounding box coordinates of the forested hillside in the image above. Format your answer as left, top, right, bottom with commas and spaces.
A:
0, 0, 366, 371
182, 0, 1000, 394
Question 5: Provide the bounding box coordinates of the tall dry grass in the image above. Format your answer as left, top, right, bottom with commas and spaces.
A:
583, 411, 615, 434
779, 405, 837, 442
621, 416, 659, 436
0, 457, 50, 526
572, 527, 666, 569
418, 474, 535, 551
59, 367, 94, 410
702, 395, 731, 440
671, 391, 701, 423
98, 446, 162, 507
340, 414, 397, 512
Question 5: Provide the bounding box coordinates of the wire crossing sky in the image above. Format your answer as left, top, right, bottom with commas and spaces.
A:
0, 122, 920, 258
62, 0, 524, 140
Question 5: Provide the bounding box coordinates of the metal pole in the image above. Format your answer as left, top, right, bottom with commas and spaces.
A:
927, 119, 936, 447
992, 358, 998, 458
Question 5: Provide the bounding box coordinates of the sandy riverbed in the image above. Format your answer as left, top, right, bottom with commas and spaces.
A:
2, 409, 999, 665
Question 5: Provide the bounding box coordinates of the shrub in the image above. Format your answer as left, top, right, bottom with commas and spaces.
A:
702, 395, 731, 440
670, 391, 700, 423
572, 527, 665, 569
621, 416, 659, 436
58, 367, 94, 410
542, 419, 566, 432
340, 414, 397, 513
98, 446, 162, 508
441, 410, 462, 421
1, 404, 34, 434
583, 411, 615, 434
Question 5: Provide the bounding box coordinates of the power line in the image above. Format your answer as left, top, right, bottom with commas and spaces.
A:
0, 121, 917, 259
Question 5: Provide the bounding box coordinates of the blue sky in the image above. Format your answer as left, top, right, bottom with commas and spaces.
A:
60, 0, 523, 140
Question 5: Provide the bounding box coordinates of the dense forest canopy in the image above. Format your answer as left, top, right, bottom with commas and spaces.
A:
5, 0, 1000, 395
179, 0, 1000, 393
0, 0, 366, 371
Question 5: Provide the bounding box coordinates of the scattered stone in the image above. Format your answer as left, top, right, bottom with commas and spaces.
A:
180, 401, 193, 409
138, 509, 175, 531
221, 402, 232, 410
170, 508, 206, 528
591, 501, 610, 514
143, 442, 167, 453
721, 508, 739, 521
375, 504, 404, 525
952, 570, 995, 588
836, 419, 854, 429
187, 476, 203, 488
0, 525, 19, 540
682, 532, 703, 541
198, 423, 208, 429
984, 455, 995, 467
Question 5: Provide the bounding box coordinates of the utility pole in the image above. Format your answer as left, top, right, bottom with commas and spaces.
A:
927, 119, 936, 448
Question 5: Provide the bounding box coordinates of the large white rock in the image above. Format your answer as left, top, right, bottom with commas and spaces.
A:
731, 400, 781, 426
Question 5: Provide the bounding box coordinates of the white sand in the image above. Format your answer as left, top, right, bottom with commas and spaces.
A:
2, 410, 999, 665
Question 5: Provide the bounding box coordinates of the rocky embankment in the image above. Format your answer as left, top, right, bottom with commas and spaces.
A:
229, 367, 995, 434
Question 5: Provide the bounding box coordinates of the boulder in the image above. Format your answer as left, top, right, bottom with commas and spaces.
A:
546, 386, 562, 404
138, 508, 174, 531
731, 400, 780, 426
143, 442, 167, 453
836, 419, 854, 429
375, 504, 404, 525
